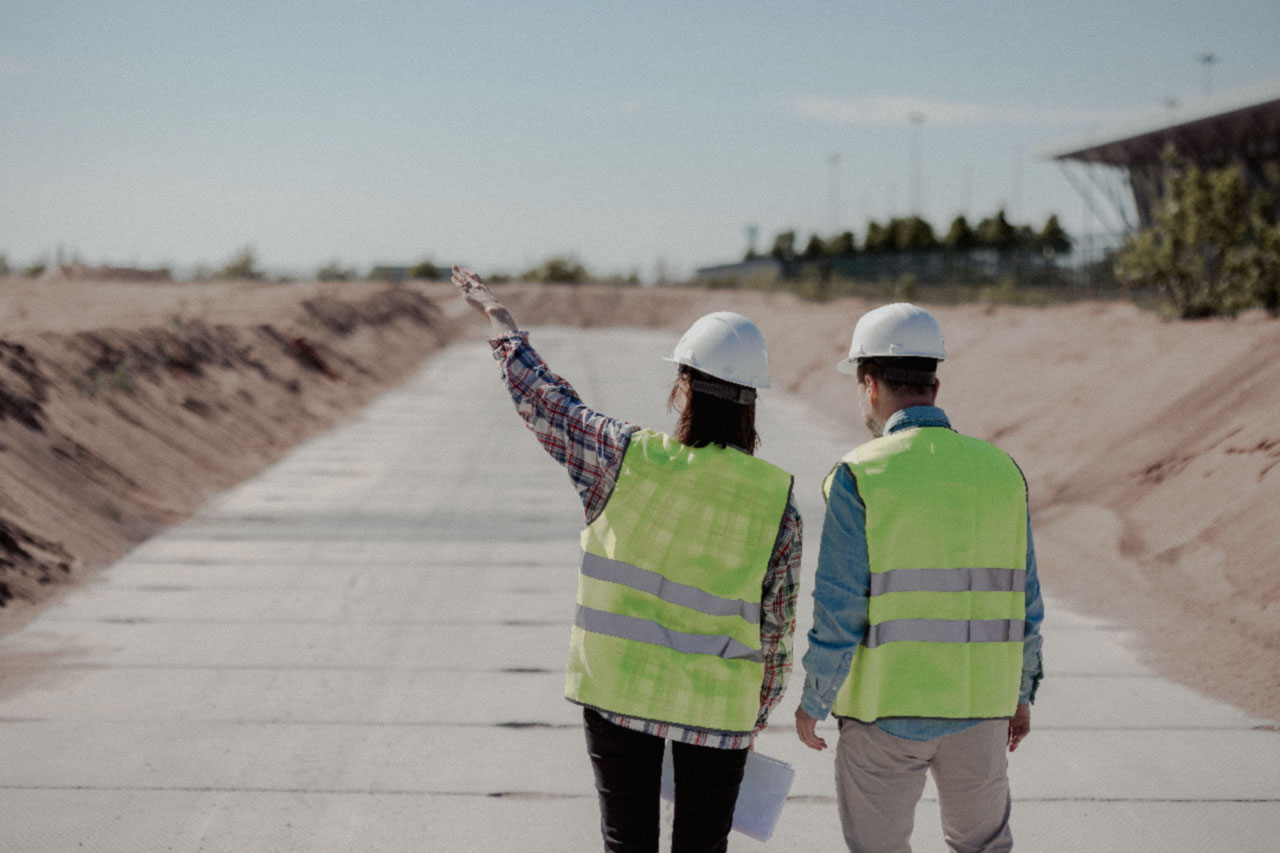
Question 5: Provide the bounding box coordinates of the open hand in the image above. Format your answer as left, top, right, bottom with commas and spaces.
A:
452, 265, 498, 313
452, 265, 518, 333
1007, 703, 1031, 752
795, 706, 828, 751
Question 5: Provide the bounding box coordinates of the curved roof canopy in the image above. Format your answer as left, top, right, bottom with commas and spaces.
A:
1047, 80, 1280, 231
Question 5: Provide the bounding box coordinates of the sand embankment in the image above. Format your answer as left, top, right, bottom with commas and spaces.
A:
0, 278, 469, 631
0, 278, 1275, 723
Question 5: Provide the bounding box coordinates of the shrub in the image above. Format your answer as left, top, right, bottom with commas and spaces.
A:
1115, 152, 1280, 318
316, 260, 357, 281
521, 255, 590, 284
215, 246, 265, 281
409, 259, 440, 280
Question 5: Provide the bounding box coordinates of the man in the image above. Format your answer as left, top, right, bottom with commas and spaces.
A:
794, 302, 1043, 853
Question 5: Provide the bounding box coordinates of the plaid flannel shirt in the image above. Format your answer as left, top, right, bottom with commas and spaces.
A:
491, 330, 801, 749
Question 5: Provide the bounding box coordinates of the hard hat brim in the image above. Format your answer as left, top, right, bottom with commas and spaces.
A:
835, 357, 859, 376
663, 355, 772, 390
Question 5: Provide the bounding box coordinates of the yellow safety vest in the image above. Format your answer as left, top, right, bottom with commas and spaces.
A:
823, 426, 1027, 721
566, 428, 793, 734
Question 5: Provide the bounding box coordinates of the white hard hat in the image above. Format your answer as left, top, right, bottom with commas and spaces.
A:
664, 311, 772, 389
837, 302, 946, 374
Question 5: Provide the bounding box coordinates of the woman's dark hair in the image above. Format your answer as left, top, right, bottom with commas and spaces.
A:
667, 366, 760, 453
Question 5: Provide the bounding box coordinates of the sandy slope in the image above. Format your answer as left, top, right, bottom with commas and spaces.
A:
0, 278, 469, 632
0, 277, 1275, 723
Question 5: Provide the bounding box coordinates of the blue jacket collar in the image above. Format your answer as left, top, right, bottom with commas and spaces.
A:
885, 405, 951, 434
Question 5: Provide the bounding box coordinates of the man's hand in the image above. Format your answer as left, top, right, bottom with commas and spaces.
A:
1007, 703, 1031, 752
795, 706, 828, 751
451, 266, 518, 333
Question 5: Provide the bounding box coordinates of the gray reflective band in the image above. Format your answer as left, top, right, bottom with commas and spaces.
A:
581, 552, 761, 624
689, 378, 756, 405
576, 605, 764, 662
863, 618, 1025, 649
869, 567, 1026, 597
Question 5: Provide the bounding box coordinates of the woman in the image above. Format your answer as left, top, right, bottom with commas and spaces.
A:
452, 266, 801, 853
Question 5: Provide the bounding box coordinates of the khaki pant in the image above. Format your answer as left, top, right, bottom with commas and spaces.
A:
834, 718, 1013, 853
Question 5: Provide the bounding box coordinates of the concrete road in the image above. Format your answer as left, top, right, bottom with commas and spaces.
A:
1, 328, 1277, 851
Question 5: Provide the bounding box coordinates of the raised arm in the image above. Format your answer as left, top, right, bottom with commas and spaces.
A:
451, 264, 637, 521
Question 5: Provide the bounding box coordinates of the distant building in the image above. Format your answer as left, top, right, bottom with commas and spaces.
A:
693, 257, 787, 284
1049, 80, 1280, 233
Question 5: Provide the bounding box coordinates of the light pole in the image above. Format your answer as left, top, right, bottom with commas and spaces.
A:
1200, 52, 1218, 98
827, 151, 841, 233
908, 113, 924, 217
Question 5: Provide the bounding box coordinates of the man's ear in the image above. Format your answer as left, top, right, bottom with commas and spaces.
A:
864, 373, 880, 407
930, 375, 941, 403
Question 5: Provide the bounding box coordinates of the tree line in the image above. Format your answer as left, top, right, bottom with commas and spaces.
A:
756, 211, 1072, 262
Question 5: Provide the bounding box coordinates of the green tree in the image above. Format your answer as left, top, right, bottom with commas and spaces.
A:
409, 259, 440, 279
943, 216, 977, 251
216, 245, 264, 280
1013, 224, 1038, 251
316, 260, 356, 281
1116, 154, 1280, 318
863, 221, 892, 253
1242, 195, 1280, 314
892, 216, 938, 252
1037, 214, 1072, 257
801, 234, 827, 259
769, 230, 797, 261
975, 210, 1016, 251
522, 255, 590, 283
827, 231, 856, 255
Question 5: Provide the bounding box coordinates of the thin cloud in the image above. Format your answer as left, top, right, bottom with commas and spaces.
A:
783, 94, 1120, 127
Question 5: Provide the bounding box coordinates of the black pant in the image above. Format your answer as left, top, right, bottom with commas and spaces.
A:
582, 708, 749, 853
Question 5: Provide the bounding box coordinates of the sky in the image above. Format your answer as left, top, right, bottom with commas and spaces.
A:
3, 1, 1280, 282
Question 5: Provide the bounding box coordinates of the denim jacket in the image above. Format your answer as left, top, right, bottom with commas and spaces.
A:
799, 406, 1044, 742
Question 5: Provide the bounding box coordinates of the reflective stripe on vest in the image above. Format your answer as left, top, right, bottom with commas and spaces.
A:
825, 426, 1027, 721
575, 604, 764, 662
581, 552, 763, 625
566, 428, 792, 734
863, 617, 1025, 648
869, 567, 1025, 596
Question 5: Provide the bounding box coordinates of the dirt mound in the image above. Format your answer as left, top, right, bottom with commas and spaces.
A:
0, 284, 465, 628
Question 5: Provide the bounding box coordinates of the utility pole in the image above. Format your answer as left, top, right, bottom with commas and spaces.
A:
1010, 146, 1023, 222
827, 151, 841, 233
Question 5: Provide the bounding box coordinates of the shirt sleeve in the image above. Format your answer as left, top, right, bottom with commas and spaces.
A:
800, 463, 870, 720
1020, 517, 1045, 705
754, 490, 802, 733
489, 331, 638, 522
